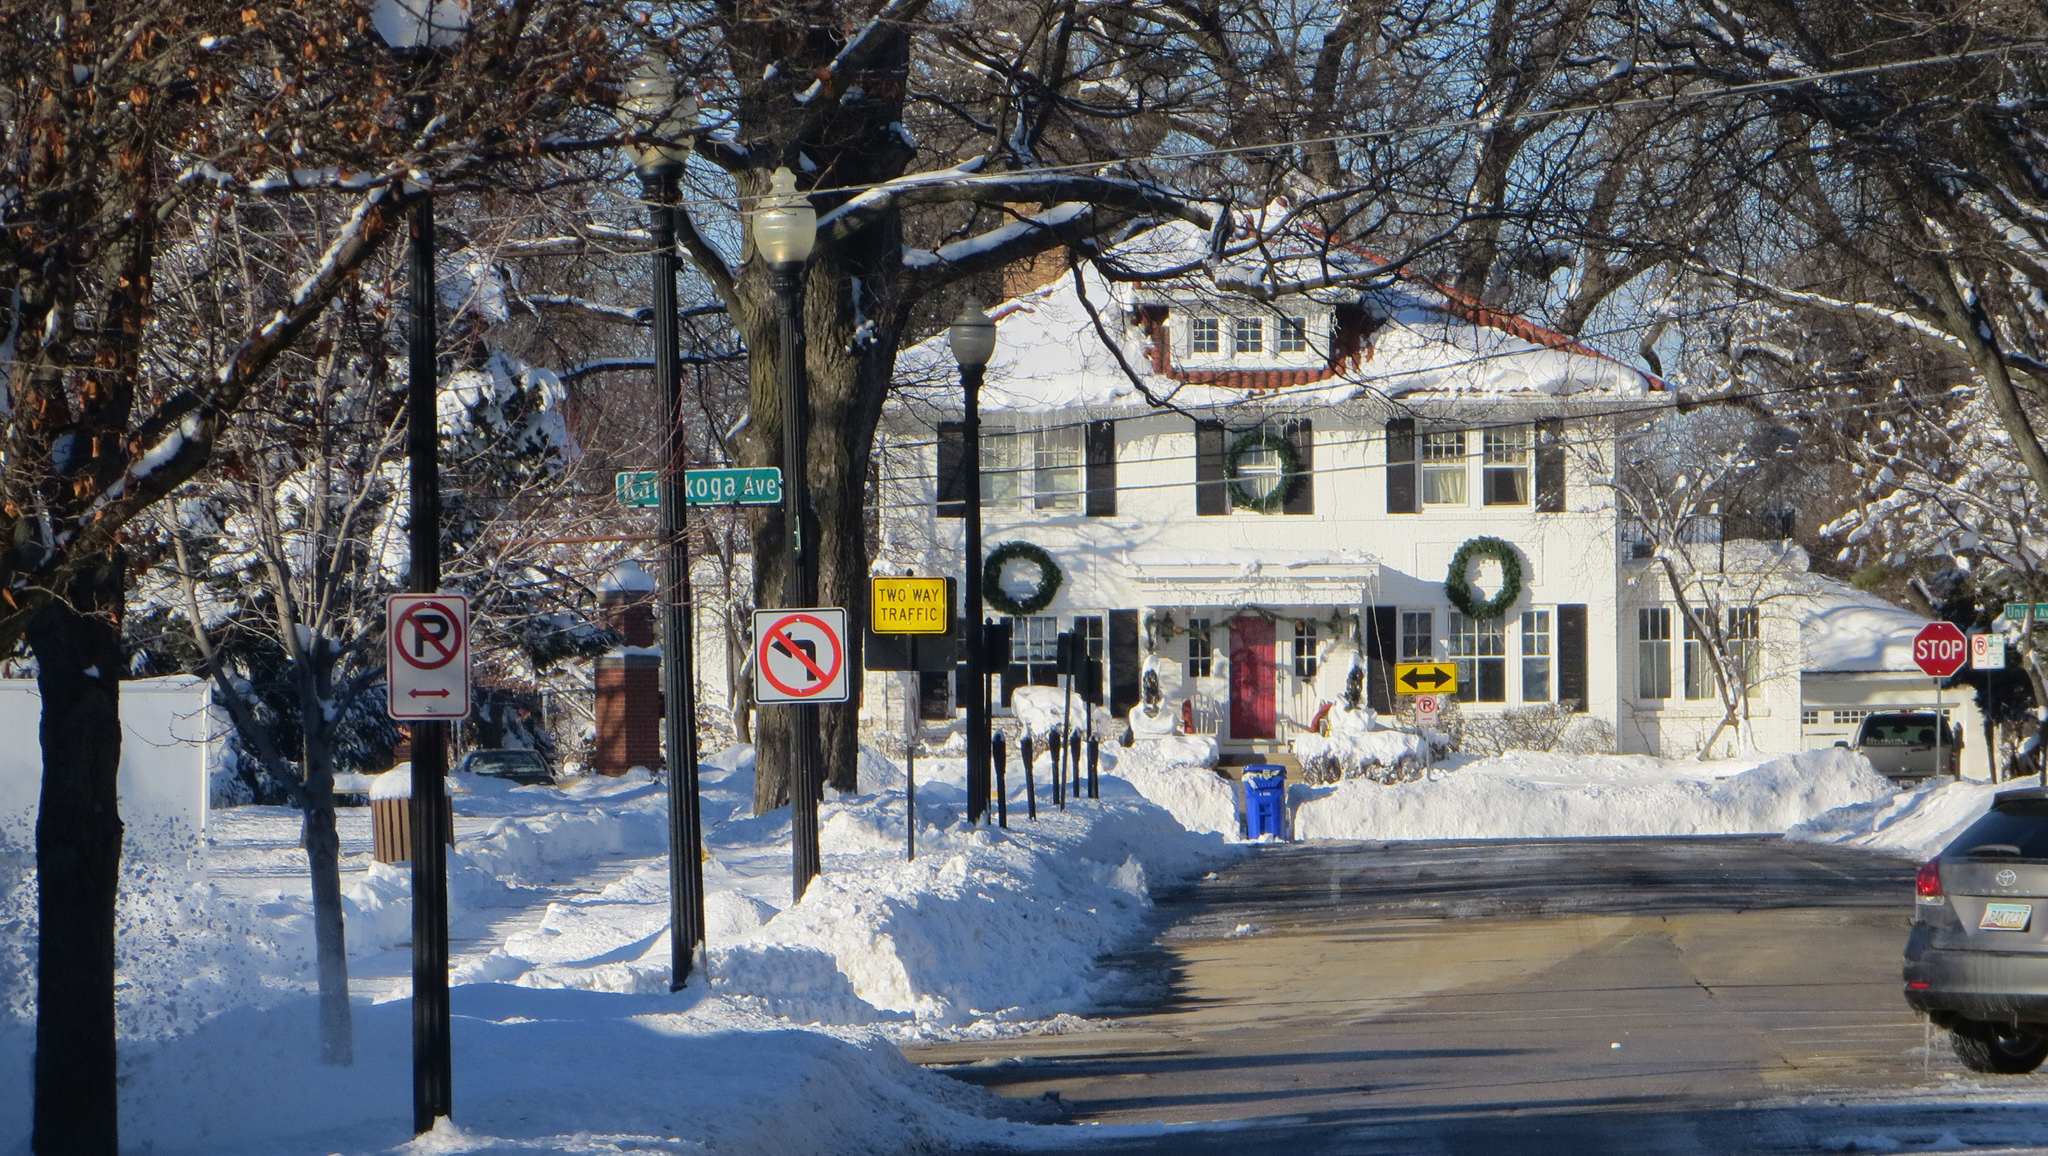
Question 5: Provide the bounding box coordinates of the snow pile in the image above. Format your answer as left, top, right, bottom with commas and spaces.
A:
1009, 685, 1095, 737
1105, 734, 1238, 838
1291, 707, 1442, 784
1788, 777, 2003, 860
1293, 747, 1895, 842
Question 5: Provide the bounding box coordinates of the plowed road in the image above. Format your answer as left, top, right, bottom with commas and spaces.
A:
914, 837, 2048, 1155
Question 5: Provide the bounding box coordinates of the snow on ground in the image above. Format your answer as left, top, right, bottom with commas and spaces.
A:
0, 743, 1237, 1156
1788, 775, 2007, 861
1292, 747, 1896, 842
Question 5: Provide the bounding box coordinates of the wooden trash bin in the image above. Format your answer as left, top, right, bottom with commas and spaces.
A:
369, 764, 456, 865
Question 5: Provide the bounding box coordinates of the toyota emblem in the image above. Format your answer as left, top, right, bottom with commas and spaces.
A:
1998, 869, 2019, 888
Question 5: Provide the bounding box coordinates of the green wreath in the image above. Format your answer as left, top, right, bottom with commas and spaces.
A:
1224, 429, 1301, 513
1444, 536, 1525, 620
984, 541, 1064, 615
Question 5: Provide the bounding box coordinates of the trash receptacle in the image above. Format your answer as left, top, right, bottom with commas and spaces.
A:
1242, 765, 1287, 840
369, 763, 455, 865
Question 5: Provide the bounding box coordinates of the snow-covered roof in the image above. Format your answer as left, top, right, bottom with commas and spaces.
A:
896, 209, 1656, 417
599, 560, 656, 595
1796, 577, 1932, 673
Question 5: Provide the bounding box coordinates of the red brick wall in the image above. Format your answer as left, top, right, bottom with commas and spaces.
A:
594, 653, 663, 775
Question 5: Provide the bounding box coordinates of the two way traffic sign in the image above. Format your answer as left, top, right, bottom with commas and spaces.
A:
1395, 662, 1458, 694
753, 608, 851, 704
387, 594, 471, 719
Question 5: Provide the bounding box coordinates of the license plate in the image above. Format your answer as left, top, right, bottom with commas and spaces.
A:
1982, 903, 2034, 931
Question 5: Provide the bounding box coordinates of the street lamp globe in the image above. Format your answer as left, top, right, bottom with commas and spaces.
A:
948, 299, 997, 368
372, 0, 470, 52
752, 167, 817, 266
621, 62, 696, 176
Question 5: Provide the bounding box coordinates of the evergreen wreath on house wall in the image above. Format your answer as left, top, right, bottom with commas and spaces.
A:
1443, 536, 1525, 620
1224, 429, 1301, 513
983, 541, 1064, 615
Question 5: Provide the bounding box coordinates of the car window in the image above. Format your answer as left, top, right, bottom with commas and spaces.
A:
1946, 809, 2048, 861
1858, 715, 1951, 747
468, 751, 543, 773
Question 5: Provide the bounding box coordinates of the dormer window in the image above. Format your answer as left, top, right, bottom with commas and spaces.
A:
1276, 316, 1308, 353
1190, 317, 1221, 354
1233, 317, 1263, 354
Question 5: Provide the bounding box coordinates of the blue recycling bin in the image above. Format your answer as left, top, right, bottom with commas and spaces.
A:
1242, 765, 1288, 840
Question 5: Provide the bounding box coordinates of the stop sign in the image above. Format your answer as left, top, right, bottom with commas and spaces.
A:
1913, 622, 1968, 678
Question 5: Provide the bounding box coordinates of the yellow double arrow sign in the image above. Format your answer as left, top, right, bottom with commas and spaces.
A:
1394, 662, 1457, 694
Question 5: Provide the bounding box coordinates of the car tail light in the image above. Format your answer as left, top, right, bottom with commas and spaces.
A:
1917, 859, 1945, 905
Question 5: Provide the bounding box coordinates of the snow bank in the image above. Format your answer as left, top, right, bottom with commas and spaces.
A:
1103, 736, 1238, 838
1293, 747, 1894, 842
1789, 776, 2003, 860
1291, 707, 1442, 783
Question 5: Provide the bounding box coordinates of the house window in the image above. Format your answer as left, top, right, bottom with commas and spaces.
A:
1234, 316, 1263, 354
1229, 427, 1289, 509
1727, 607, 1761, 694
1422, 431, 1467, 505
1293, 621, 1319, 679
1190, 317, 1221, 354
1008, 615, 1061, 685
1520, 610, 1551, 703
1033, 424, 1082, 511
1832, 708, 1868, 726
1276, 316, 1308, 353
1448, 611, 1506, 703
1683, 613, 1714, 700
1400, 611, 1433, 660
1639, 607, 1672, 700
981, 427, 1022, 508
1801, 709, 1819, 726
1482, 427, 1530, 506
1186, 617, 1214, 678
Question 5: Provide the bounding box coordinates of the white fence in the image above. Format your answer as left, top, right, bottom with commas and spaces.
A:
0, 676, 221, 843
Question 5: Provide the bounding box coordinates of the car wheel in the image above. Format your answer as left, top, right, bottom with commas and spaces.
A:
1951, 1020, 2048, 1074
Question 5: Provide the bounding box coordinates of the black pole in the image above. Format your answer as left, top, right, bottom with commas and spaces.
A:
1088, 736, 1100, 800
772, 262, 823, 900
1070, 731, 1083, 797
407, 195, 453, 1136
961, 362, 988, 825
1021, 734, 1036, 820
906, 638, 917, 861
993, 730, 1008, 827
644, 168, 704, 988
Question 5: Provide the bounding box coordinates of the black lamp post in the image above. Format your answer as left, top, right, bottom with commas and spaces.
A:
373, 0, 465, 1136
947, 302, 996, 823
752, 167, 823, 900
623, 65, 705, 990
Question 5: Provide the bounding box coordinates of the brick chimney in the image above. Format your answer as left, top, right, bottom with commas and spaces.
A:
593, 561, 662, 776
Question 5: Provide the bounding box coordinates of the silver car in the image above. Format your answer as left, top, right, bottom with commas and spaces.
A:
1904, 787, 2048, 1073
1852, 711, 1961, 782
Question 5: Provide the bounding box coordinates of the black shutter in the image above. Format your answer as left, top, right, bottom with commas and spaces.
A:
1283, 419, 1314, 515
1386, 417, 1418, 513
1535, 418, 1565, 513
1195, 420, 1227, 515
1109, 609, 1141, 718
1085, 420, 1117, 516
1557, 604, 1588, 713
1364, 605, 1397, 713
936, 421, 967, 518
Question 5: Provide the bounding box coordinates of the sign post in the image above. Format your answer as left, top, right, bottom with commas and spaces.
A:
1914, 622, 1967, 779
870, 577, 953, 860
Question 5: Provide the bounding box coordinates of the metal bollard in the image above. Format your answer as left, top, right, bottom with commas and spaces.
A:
993, 731, 1008, 828
1052, 727, 1064, 810
1070, 732, 1082, 796
1021, 735, 1036, 820
1087, 736, 1100, 799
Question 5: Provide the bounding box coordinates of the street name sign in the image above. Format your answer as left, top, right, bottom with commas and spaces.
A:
1913, 622, 1968, 679
685, 467, 782, 505
871, 576, 952, 634
387, 594, 471, 719
1974, 633, 2008, 670
2005, 603, 2048, 622
1395, 662, 1458, 694
753, 608, 850, 704
616, 467, 785, 509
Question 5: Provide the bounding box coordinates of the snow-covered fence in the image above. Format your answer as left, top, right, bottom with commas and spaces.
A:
0, 676, 222, 845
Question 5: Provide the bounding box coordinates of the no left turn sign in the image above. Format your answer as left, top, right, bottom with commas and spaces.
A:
388, 594, 472, 719
753, 608, 850, 704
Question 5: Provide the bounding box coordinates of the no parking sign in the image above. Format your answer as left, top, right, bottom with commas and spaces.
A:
387, 594, 471, 719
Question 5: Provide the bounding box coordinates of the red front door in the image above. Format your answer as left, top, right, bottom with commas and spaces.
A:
1230, 616, 1276, 740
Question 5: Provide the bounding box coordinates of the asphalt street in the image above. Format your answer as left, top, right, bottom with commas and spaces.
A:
913, 837, 2048, 1155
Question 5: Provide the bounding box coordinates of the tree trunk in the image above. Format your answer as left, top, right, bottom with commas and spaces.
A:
28, 557, 125, 1156
299, 638, 354, 1066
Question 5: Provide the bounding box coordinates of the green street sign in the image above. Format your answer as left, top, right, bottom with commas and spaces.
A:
615, 470, 659, 508
617, 468, 785, 509
2005, 602, 2048, 622
684, 467, 782, 506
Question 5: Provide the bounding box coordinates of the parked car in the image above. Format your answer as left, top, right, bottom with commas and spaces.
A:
1904, 787, 2048, 1073
1845, 711, 1960, 781
454, 748, 554, 786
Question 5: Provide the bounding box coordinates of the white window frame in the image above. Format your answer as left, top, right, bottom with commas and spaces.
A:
1482, 427, 1531, 506
1275, 316, 1309, 353
1190, 316, 1221, 355
1422, 431, 1468, 505
1639, 607, 1673, 701
1233, 316, 1264, 354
